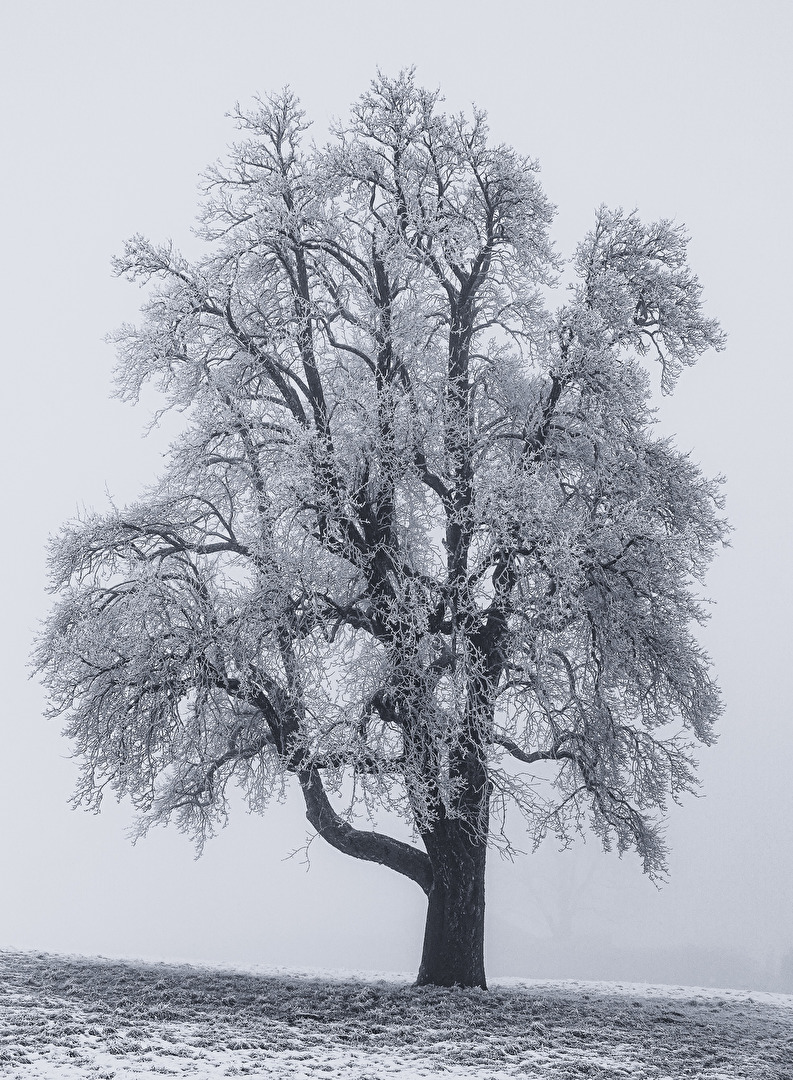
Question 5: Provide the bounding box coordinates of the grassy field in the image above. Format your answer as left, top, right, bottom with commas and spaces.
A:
1, 949, 791, 1078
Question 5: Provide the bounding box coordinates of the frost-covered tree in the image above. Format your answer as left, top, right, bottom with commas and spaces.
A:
35, 72, 727, 988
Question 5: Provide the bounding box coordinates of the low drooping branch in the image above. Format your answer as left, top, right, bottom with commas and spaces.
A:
297, 766, 433, 895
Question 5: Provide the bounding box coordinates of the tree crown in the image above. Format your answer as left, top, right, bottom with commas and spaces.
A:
36, 71, 727, 879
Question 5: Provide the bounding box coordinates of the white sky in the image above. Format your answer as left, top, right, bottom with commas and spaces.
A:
1, 0, 791, 989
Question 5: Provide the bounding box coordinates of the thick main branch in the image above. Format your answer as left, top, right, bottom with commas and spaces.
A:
297, 766, 433, 895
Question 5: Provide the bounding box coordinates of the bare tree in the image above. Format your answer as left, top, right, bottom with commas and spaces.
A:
35, 72, 727, 988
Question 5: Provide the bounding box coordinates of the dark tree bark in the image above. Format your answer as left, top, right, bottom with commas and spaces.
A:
416, 815, 488, 989
414, 734, 491, 989
300, 758, 490, 988
298, 767, 433, 895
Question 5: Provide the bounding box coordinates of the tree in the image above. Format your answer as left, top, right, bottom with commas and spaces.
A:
35, 72, 727, 989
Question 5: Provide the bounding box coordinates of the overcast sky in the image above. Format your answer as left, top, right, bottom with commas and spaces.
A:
1, 0, 791, 990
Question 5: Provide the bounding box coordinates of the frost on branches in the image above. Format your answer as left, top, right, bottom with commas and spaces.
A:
35, 72, 727, 988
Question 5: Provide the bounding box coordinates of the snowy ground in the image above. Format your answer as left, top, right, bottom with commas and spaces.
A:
1, 950, 791, 1078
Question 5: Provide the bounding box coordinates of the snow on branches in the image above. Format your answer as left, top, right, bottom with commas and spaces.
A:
35, 71, 727, 885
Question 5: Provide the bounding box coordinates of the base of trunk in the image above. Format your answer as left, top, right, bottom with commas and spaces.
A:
415, 825, 487, 989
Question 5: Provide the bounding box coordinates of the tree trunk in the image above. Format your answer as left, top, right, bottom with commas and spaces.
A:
415, 818, 488, 989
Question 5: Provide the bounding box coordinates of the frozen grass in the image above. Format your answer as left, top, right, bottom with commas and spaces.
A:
1, 949, 791, 1078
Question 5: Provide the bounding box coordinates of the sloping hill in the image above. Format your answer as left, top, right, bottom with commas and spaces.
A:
1, 950, 790, 1078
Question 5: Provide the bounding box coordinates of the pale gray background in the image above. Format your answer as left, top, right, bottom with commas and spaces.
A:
1, 0, 791, 990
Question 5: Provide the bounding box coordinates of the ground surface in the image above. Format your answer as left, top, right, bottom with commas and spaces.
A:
0, 950, 791, 1078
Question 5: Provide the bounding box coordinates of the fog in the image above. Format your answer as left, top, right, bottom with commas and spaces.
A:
1, 1, 791, 992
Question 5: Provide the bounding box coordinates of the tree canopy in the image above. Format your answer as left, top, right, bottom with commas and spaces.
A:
35, 71, 727, 986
